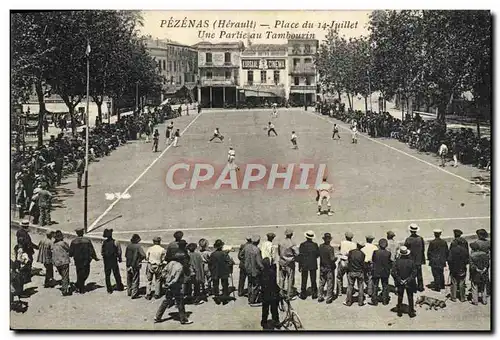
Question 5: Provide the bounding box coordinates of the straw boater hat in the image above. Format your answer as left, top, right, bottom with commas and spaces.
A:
304, 230, 315, 239
408, 223, 420, 232
398, 246, 411, 256
21, 220, 30, 227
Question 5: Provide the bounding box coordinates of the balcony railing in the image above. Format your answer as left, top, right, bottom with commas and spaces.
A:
289, 64, 316, 75
201, 77, 238, 86
199, 62, 239, 68
290, 85, 316, 93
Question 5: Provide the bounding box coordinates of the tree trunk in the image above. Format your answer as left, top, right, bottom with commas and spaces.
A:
346, 93, 353, 110
337, 90, 342, 103
364, 96, 368, 113
35, 79, 46, 148
69, 105, 76, 136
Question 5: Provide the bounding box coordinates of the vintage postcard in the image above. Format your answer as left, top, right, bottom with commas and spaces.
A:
10, 9, 491, 331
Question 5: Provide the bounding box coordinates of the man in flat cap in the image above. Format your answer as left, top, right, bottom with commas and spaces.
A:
345, 242, 366, 306
427, 229, 449, 291
471, 229, 490, 254
361, 235, 378, 296
449, 229, 469, 252
404, 224, 425, 292
336, 231, 357, 297
260, 233, 277, 268
448, 237, 469, 302
278, 229, 298, 300
145, 236, 166, 299
318, 233, 337, 303
298, 230, 319, 300
101, 229, 124, 294
371, 238, 392, 305
166, 231, 184, 262
125, 234, 146, 299
245, 235, 264, 305
69, 227, 100, 294
392, 246, 417, 317
237, 236, 252, 297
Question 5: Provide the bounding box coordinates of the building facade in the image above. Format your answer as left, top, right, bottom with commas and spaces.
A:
287, 39, 319, 106
145, 38, 198, 102
195, 41, 244, 108
239, 44, 288, 105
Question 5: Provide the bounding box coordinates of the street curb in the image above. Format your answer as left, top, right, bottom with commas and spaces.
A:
10, 220, 487, 254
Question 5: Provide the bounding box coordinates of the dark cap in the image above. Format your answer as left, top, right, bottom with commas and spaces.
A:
267, 232, 276, 239
173, 230, 184, 240
214, 239, 224, 249
323, 233, 332, 240
152, 236, 161, 243
378, 238, 388, 248
453, 229, 463, 237
386, 231, 395, 238
131, 234, 141, 243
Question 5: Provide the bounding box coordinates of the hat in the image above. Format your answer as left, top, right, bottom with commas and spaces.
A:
345, 231, 354, 239
198, 238, 209, 248
386, 231, 395, 238
214, 239, 224, 249
21, 220, 30, 227
304, 230, 315, 239
366, 235, 375, 241
398, 246, 411, 256
152, 236, 161, 243
251, 235, 261, 243
378, 238, 388, 248
222, 245, 232, 252
476, 229, 488, 239
408, 223, 420, 232
267, 232, 276, 239
173, 230, 184, 240
433, 229, 443, 234
103, 228, 113, 238
46, 230, 54, 236
54, 230, 64, 241
453, 229, 463, 237
75, 227, 84, 233
285, 229, 293, 236
131, 233, 141, 243
323, 232, 332, 240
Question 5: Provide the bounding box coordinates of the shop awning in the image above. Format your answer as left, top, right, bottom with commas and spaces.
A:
243, 87, 286, 98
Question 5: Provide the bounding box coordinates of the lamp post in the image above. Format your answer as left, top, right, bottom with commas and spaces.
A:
135, 81, 139, 113
106, 100, 111, 124
367, 70, 373, 113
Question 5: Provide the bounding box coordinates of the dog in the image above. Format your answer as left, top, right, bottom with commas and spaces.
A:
415, 295, 447, 310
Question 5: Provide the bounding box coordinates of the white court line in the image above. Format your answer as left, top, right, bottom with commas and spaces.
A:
87, 112, 204, 232
90, 216, 490, 235
303, 111, 491, 192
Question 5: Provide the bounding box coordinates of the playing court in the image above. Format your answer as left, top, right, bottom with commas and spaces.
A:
54, 108, 490, 246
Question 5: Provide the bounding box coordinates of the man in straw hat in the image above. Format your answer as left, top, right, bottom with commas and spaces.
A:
427, 229, 449, 291
145, 236, 166, 299
278, 229, 298, 300
404, 223, 425, 292
298, 230, 319, 300
392, 246, 417, 318
125, 234, 146, 299
102, 229, 124, 294
318, 233, 337, 303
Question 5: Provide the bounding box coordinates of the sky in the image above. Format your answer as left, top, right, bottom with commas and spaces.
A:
140, 10, 371, 46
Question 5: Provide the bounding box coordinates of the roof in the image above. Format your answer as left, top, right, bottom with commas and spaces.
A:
244, 44, 288, 52
193, 41, 245, 49
145, 38, 196, 50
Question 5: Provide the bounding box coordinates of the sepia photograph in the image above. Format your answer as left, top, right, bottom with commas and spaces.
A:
9, 9, 491, 331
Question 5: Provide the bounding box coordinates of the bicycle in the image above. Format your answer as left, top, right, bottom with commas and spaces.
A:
276, 294, 304, 331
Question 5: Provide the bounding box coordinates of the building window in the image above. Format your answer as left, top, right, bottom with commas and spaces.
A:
224, 52, 231, 64
225, 71, 231, 80
294, 77, 300, 85
169, 61, 172, 72
304, 44, 311, 54
293, 58, 300, 67
206, 52, 212, 64
170, 76, 174, 84
179, 75, 182, 84
162, 60, 166, 71
304, 58, 312, 64
248, 70, 254, 85
306, 77, 311, 85
206, 71, 212, 79
260, 71, 266, 83
292, 44, 301, 54
274, 71, 280, 85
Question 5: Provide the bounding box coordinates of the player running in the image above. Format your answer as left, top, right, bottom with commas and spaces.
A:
332, 124, 340, 140
209, 128, 224, 142
291, 131, 298, 149
351, 126, 358, 144
316, 177, 334, 216
227, 146, 240, 171
267, 122, 278, 137
165, 121, 174, 145
271, 103, 278, 118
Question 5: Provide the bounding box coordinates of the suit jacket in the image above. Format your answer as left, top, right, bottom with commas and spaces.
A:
298, 240, 319, 271
372, 249, 392, 278
447, 245, 469, 277
125, 243, 146, 268
37, 237, 53, 265
189, 250, 205, 282
392, 257, 417, 290
209, 250, 232, 279
427, 238, 449, 268
244, 244, 264, 277
449, 237, 469, 252
51, 240, 70, 267
404, 234, 425, 265
319, 243, 337, 271
69, 237, 98, 266
238, 242, 251, 269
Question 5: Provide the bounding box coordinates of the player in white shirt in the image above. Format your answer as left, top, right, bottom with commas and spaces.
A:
290, 131, 298, 149
438, 141, 448, 167
351, 126, 358, 144
271, 103, 278, 118
227, 147, 239, 171
209, 128, 224, 142
316, 177, 334, 216
267, 122, 277, 137
336, 231, 356, 296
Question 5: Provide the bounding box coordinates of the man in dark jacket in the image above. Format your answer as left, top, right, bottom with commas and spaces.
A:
318, 233, 337, 303
404, 223, 425, 291
125, 233, 146, 299
166, 231, 184, 261
260, 258, 280, 329
392, 246, 417, 318
427, 229, 449, 291
245, 235, 264, 305
449, 229, 469, 251
448, 237, 469, 302
208, 239, 232, 303
101, 228, 124, 293
344, 242, 366, 306
237, 236, 252, 297
37, 230, 54, 288
470, 242, 489, 305
16, 220, 38, 265
69, 227, 100, 294
298, 230, 319, 300
371, 238, 392, 305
